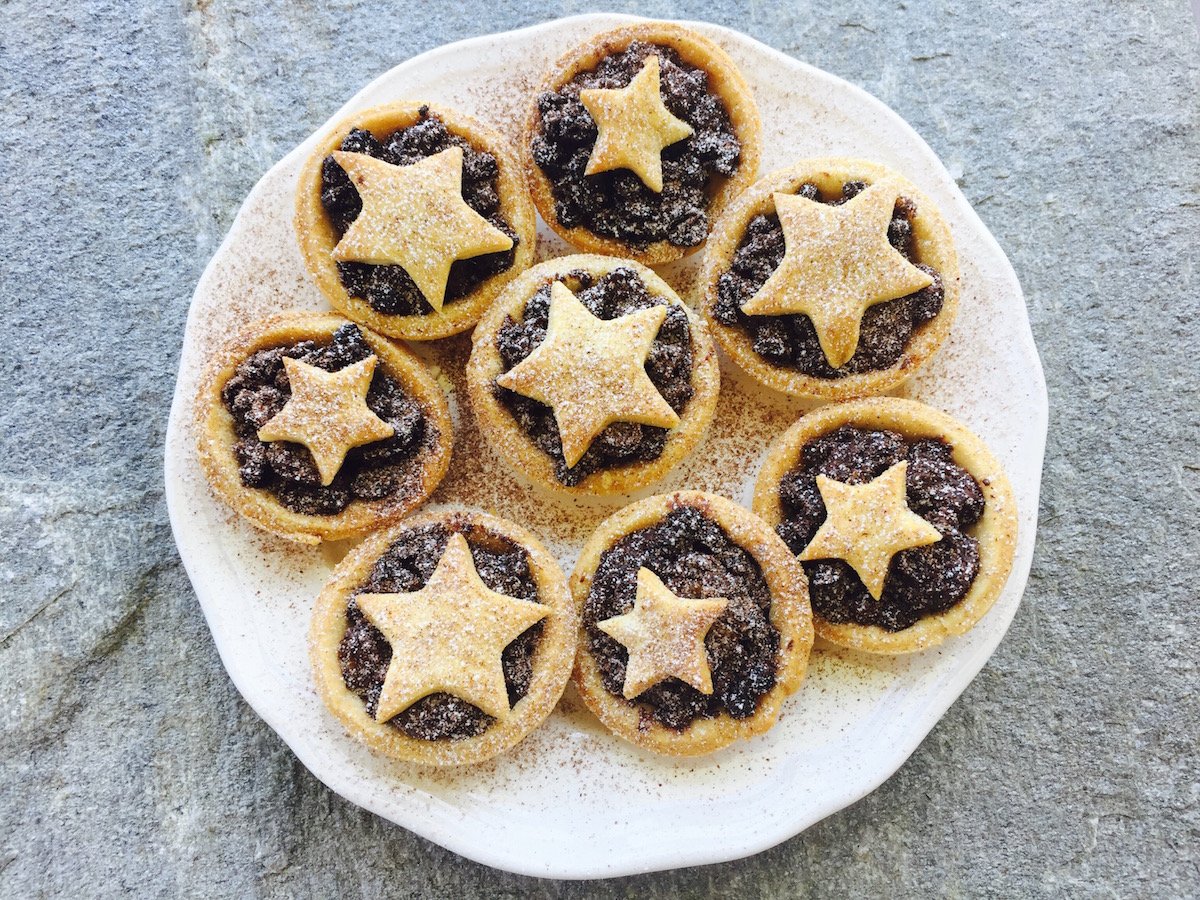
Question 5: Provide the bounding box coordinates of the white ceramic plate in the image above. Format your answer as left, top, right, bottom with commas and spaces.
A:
165, 14, 1047, 879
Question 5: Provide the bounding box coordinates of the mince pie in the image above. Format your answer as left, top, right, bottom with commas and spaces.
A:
700, 159, 960, 399
295, 102, 536, 340
195, 312, 452, 543
309, 510, 576, 766
467, 255, 720, 494
523, 22, 762, 265
571, 491, 812, 756
753, 398, 1017, 653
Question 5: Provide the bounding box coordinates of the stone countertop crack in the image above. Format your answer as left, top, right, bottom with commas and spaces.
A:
0, 586, 76, 649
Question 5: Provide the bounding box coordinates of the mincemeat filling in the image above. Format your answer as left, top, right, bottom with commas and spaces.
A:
491, 267, 694, 486
319, 108, 518, 316
532, 41, 741, 248
584, 506, 780, 731
338, 522, 544, 741
774, 425, 984, 631
221, 324, 433, 515
711, 181, 945, 377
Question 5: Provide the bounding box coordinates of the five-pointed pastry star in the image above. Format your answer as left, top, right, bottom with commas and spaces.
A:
800, 460, 943, 600
739, 182, 935, 369
329, 145, 513, 312
579, 55, 694, 193
257, 355, 394, 486
354, 533, 549, 723
495, 281, 680, 468
597, 568, 729, 699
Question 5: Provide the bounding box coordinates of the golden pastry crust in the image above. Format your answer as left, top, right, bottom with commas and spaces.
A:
309, 510, 577, 766
753, 398, 1017, 653
194, 312, 452, 544
571, 491, 813, 756
522, 22, 762, 265
294, 102, 536, 340
466, 255, 721, 496
699, 158, 961, 399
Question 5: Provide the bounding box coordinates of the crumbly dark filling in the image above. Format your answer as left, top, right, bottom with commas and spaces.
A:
491, 267, 694, 486
775, 425, 984, 632
338, 520, 544, 742
711, 180, 945, 377
221, 324, 435, 516
584, 506, 780, 731
319, 107, 519, 317
531, 40, 741, 249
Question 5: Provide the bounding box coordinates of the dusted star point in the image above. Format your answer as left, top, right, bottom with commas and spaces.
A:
495, 281, 680, 468
799, 461, 942, 599
329, 146, 514, 312
355, 533, 549, 723
597, 567, 728, 699
257, 355, 394, 486
579, 55, 694, 193
740, 182, 934, 368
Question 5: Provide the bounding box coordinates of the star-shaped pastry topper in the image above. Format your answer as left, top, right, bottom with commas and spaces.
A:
597, 568, 728, 699
329, 146, 514, 312
354, 533, 549, 723
579, 55, 694, 193
740, 182, 935, 368
257, 356, 394, 486
495, 281, 680, 468
800, 461, 942, 600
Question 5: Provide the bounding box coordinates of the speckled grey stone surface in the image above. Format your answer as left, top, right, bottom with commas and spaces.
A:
2, 1, 1198, 896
